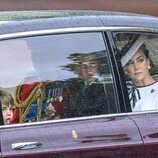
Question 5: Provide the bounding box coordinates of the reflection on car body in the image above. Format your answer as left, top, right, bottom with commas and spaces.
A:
0, 10, 158, 158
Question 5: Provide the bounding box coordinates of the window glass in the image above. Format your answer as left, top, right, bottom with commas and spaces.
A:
0, 32, 117, 125
113, 33, 158, 112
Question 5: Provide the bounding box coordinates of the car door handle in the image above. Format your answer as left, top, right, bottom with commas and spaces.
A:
12, 142, 42, 150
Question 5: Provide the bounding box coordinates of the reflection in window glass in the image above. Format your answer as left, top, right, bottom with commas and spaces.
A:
0, 32, 117, 125
114, 33, 158, 112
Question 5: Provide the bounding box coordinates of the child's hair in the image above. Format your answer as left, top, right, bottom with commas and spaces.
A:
0, 90, 14, 106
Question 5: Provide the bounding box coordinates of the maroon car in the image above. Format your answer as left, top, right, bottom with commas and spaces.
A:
0, 10, 158, 158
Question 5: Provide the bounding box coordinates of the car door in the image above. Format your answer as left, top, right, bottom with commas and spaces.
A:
112, 30, 158, 158
0, 114, 144, 158
0, 29, 145, 158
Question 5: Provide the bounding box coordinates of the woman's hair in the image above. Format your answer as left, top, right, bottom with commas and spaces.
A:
139, 43, 155, 69
0, 90, 14, 106
139, 44, 150, 59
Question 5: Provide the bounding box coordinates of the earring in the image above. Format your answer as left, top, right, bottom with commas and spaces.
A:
148, 65, 151, 69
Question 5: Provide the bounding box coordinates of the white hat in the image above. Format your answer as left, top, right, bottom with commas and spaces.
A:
121, 35, 148, 67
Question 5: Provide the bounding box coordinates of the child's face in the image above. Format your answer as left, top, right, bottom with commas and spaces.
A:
77, 55, 99, 84
2, 104, 13, 125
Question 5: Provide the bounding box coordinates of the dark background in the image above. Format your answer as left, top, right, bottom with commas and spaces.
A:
0, 0, 158, 16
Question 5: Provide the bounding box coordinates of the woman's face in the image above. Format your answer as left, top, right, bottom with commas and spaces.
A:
124, 50, 150, 85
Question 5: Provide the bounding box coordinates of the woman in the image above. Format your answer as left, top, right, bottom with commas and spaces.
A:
124, 44, 158, 111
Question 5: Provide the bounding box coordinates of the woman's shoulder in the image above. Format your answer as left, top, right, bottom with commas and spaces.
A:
140, 81, 158, 92
136, 81, 158, 89
148, 81, 158, 89
154, 81, 158, 86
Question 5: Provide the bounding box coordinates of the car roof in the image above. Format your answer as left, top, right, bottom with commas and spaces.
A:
0, 10, 158, 34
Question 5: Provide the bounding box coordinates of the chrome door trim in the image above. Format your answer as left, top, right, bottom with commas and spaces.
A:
12, 142, 42, 150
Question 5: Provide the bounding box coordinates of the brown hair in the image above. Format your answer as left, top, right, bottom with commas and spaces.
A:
139, 44, 155, 68
139, 44, 149, 58
0, 90, 14, 106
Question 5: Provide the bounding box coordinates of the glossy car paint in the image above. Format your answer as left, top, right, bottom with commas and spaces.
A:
128, 111, 158, 158
0, 114, 145, 158
0, 11, 158, 35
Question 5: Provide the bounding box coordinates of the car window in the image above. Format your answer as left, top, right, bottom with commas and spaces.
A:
0, 32, 118, 125
113, 32, 158, 112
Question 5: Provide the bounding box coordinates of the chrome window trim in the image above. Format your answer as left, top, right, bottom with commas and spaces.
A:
127, 109, 158, 116
0, 26, 157, 40
1, 109, 158, 129
0, 112, 128, 129
0, 27, 106, 40
107, 27, 158, 33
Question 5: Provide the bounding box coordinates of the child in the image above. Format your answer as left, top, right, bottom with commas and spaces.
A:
0, 90, 14, 125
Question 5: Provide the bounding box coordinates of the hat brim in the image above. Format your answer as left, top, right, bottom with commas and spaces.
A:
121, 35, 148, 67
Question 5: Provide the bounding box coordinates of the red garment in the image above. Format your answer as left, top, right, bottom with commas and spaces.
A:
11, 82, 39, 124
11, 82, 64, 123
10, 107, 19, 123
20, 82, 39, 101
53, 101, 63, 116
